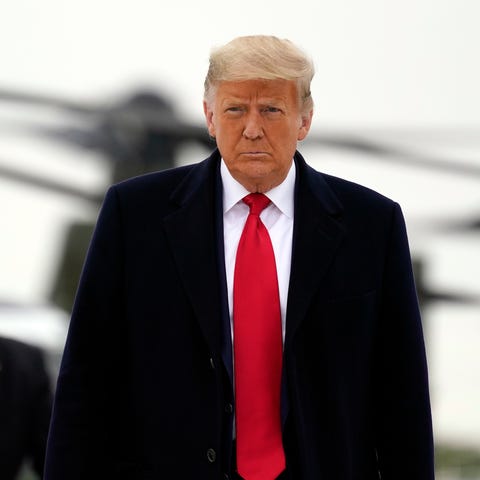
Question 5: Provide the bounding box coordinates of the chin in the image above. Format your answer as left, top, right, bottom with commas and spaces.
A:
242, 167, 272, 180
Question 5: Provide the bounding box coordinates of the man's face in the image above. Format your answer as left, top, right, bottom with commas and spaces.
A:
204, 79, 312, 193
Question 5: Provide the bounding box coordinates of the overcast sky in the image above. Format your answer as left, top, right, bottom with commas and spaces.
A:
1, 0, 479, 127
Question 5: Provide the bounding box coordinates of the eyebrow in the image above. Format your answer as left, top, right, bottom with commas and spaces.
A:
221, 96, 287, 105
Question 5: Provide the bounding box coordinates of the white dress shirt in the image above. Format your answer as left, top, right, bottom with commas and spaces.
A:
221, 159, 295, 344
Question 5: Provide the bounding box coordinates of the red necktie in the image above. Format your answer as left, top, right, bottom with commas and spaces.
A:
233, 193, 286, 480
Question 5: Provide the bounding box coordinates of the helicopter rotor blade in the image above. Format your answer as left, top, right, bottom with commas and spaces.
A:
419, 288, 480, 306
304, 133, 480, 179
0, 88, 101, 114
0, 161, 102, 204
2, 87, 480, 176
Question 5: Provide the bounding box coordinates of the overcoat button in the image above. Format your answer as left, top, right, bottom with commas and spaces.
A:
207, 448, 217, 463
209, 357, 215, 370
225, 403, 233, 414
224, 474, 230, 480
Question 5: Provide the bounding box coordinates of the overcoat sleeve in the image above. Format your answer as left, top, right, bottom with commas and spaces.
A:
44, 186, 128, 479
374, 203, 434, 479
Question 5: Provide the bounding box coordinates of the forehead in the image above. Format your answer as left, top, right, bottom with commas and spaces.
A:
215, 79, 298, 103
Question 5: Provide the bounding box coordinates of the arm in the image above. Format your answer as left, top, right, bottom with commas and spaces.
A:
44, 187, 127, 479
373, 203, 434, 479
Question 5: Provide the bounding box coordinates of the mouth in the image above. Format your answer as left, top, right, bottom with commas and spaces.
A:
240, 151, 269, 156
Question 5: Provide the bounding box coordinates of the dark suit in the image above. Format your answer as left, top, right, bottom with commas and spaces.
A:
45, 149, 434, 479
0, 336, 52, 480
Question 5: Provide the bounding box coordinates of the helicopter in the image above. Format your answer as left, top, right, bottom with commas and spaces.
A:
0, 86, 479, 368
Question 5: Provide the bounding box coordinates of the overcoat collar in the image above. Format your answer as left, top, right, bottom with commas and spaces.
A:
163, 150, 230, 371
285, 151, 345, 350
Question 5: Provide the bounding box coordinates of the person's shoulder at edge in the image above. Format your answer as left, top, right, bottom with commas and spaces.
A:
0, 336, 44, 364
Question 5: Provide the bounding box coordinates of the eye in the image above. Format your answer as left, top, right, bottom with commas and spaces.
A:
225, 106, 244, 114
263, 106, 282, 114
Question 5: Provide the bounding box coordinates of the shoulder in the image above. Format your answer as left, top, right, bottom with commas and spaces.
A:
322, 172, 404, 239
296, 153, 403, 238
111, 163, 197, 204
296, 150, 397, 213
0, 336, 42, 357
322, 171, 397, 211
104, 150, 220, 212
0, 336, 44, 371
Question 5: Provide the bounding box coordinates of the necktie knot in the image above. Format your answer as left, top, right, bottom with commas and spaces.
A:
243, 193, 271, 216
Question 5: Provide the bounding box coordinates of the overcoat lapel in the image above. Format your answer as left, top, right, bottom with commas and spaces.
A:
162, 152, 230, 370
285, 152, 346, 351
161, 148, 346, 382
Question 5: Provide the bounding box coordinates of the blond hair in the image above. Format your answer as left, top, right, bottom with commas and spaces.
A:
204, 35, 314, 113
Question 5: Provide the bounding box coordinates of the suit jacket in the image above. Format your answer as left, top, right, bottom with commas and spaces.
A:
45, 149, 434, 479
0, 336, 52, 480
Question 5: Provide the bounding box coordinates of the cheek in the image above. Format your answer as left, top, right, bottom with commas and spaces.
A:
217, 123, 241, 144
278, 125, 302, 146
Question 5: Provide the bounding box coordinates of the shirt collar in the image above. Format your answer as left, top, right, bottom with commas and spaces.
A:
221, 158, 296, 218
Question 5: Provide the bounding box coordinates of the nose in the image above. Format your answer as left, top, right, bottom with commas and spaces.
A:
242, 111, 264, 140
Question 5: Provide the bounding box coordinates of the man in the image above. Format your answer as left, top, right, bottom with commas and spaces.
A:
45, 36, 434, 479
0, 336, 52, 479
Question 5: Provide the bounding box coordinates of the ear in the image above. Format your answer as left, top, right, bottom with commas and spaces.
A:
297, 109, 313, 141
203, 101, 216, 138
